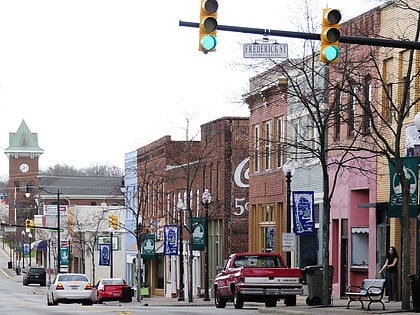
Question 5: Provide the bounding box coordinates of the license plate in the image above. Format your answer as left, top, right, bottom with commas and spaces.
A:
70, 286, 79, 290
114, 292, 121, 296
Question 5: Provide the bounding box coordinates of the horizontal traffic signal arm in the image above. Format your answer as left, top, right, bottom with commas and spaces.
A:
180, 21, 420, 50
1, 222, 62, 231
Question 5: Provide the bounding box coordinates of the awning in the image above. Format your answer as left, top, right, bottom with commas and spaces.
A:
31, 240, 48, 251
351, 227, 369, 233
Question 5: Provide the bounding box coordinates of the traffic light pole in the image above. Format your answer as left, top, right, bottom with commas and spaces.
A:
179, 21, 420, 50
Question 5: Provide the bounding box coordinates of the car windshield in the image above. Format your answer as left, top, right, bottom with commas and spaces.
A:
58, 274, 88, 282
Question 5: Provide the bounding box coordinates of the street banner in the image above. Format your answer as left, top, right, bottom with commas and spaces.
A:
99, 243, 110, 266
388, 157, 418, 217
192, 217, 206, 251
141, 234, 155, 260
23, 243, 30, 255
292, 191, 315, 235
60, 247, 69, 266
163, 225, 178, 256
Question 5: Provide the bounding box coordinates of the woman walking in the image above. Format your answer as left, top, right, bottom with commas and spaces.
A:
379, 246, 399, 302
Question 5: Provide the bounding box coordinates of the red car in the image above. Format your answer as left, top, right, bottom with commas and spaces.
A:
92, 278, 130, 303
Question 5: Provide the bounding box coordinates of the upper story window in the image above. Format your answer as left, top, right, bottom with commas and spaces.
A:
276, 116, 285, 169
252, 124, 260, 173
263, 120, 272, 171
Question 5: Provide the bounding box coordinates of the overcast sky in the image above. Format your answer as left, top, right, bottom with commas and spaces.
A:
0, 0, 381, 178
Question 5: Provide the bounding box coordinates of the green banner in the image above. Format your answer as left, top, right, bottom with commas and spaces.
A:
60, 247, 69, 266
192, 217, 206, 251
141, 234, 155, 260
388, 157, 418, 218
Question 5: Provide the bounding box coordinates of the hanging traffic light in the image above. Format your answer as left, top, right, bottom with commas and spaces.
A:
320, 8, 341, 63
109, 214, 118, 230
25, 219, 33, 232
199, 0, 218, 53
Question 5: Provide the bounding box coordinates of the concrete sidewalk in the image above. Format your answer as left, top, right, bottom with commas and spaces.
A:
139, 295, 411, 314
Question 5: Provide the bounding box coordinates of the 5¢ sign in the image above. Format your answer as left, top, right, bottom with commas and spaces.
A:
234, 158, 249, 216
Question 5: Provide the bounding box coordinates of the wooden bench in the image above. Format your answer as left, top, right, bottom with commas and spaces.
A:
344, 279, 386, 311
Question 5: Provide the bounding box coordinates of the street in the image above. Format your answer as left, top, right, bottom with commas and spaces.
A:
0, 244, 414, 315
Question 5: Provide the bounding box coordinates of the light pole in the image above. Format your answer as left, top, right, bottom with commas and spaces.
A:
21, 230, 25, 269
28, 231, 32, 267
67, 235, 72, 273
201, 189, 212, 301
282, 159, 295, 267
176, 199, 185, 301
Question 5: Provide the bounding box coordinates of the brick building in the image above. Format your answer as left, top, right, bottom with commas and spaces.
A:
123, 116, 249, 299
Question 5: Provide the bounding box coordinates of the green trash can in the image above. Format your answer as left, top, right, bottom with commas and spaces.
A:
304, 265, 334, 305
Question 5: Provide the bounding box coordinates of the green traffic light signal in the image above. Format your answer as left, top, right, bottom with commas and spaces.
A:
199, 0, 218, 52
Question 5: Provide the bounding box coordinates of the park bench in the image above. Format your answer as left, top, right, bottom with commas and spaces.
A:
344, 279, 386, 311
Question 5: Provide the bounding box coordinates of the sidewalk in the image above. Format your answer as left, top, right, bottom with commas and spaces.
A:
140, 295, 410, 314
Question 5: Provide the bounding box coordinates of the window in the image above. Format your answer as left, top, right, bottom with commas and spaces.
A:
347, 86, 356, 137
275, 116, 285, 168
263, 120, 272, 170
351, 227, 369, 268
333, 88, 341, 140
253, 124, 260, 172
364, 76, 372, 134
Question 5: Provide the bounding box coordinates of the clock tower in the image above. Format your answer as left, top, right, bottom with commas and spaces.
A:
5, 120, 44, 225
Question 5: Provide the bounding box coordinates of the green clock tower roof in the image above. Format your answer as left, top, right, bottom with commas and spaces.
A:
4, 120, 44, 155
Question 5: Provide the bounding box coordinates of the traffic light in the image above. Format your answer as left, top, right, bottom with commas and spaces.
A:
25, 219, 33, 232
109, 214, 118, 230
320, 8, 341, 63
199, 0, 218, 53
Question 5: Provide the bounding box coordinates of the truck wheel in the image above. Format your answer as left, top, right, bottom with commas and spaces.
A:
233, 291, 244, 309
214, 289, 226, 308
265, 298, 277, 307
284, 295, 296, 306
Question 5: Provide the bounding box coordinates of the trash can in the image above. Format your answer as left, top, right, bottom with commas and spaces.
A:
304, 265, 334, 306
8, 261, 12, 269
121, 286, 133, 302
409, 275, 420, 312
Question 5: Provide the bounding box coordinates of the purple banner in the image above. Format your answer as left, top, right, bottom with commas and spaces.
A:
163, 225, 178, 256
292, 191, 315, 235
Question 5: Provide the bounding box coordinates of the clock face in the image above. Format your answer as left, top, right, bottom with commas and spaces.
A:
19, 163, 30, 173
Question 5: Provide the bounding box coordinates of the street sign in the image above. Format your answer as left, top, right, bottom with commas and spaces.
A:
282, 232, 295, 252
243, 43, 288, 58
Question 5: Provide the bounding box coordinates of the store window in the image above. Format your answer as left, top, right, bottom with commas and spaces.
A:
351, 227, 369, 268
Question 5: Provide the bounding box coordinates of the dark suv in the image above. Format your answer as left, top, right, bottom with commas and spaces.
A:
23, 267, 46, 286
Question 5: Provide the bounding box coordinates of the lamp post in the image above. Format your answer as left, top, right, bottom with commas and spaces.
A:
282, 159, 295, 267
201, 189, 212, 301
21, 230, 25, 269
67, 235, 72, 273
39, 186, 62, 274
28, 231, 32, 267
176, 199, 185, 301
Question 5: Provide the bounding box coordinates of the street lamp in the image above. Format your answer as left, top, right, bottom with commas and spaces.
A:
201, 189, 212, 301
39, 186, 62, 274
282, 159, 295, 267
415, 112, 420, 131
28, 231, 32, 267
176, 198, 185, 301
67, 235, 72, 273
21, 230, 25, 269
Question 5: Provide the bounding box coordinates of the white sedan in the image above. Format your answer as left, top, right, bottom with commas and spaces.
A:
47, 273, 94, 306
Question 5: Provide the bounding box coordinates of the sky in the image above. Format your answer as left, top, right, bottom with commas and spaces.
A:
0, 0, 381, 178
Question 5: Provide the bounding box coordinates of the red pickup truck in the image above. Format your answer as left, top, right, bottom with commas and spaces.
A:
214, 252, 303, 309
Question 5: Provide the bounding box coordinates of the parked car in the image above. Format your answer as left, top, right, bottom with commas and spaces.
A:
47, 273, 93, 306
92, 278, 130, 303
23, 267, 46, 286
